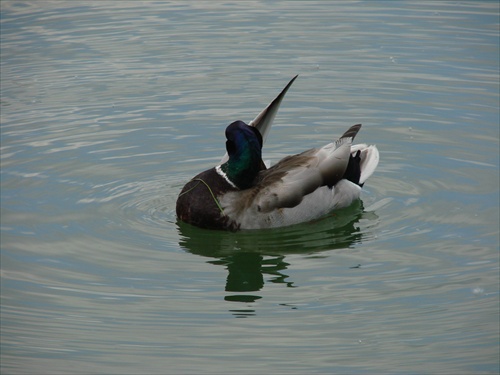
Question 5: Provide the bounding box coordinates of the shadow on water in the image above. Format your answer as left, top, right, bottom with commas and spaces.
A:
177, 201, 377, 315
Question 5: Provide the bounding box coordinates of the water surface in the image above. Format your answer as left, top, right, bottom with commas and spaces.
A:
1, 2, 499, 374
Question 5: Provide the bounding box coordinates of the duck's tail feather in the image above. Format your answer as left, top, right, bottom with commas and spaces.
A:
349, 144, 379, 186
343, 150, 363, 186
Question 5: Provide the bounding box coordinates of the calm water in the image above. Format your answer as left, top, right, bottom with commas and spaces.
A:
1, 1, 499, 374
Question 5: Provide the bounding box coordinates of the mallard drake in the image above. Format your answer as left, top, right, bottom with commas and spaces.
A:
176, 75, 379, 230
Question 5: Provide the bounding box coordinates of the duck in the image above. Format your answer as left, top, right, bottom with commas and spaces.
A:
176, 75, 379, 231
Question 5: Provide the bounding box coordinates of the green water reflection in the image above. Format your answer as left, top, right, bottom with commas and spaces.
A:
178, 201, 376, 310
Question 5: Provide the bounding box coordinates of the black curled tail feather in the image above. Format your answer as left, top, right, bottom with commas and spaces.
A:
343, 150, 363, 187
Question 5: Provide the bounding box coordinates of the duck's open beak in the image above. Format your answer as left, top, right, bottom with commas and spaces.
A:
220, 75, 298, 164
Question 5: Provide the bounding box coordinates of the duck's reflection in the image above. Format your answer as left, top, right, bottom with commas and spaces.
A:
177, 201, 375, 316
223, 253, 265, 292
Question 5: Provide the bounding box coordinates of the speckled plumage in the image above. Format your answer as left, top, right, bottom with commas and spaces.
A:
176, 76, 379, 230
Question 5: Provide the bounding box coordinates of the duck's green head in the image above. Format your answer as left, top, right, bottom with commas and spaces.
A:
221, 120, 264, 189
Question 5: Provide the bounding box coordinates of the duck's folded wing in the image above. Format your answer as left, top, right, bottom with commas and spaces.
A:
255, 124, 361, 213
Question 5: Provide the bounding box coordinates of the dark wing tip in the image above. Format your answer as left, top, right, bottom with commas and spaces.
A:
340, 124, 362, 140
273, 74, 299, 105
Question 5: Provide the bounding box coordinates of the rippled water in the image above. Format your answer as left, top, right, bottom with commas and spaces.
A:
1, 2, 499, 374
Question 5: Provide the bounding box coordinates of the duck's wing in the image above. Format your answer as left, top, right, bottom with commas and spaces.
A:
248, 74, 298, 142
253, 124, 362, 213
220, 75, 298, 164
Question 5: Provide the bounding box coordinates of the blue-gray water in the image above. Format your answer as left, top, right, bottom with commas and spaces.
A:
1, 2, 499, 374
